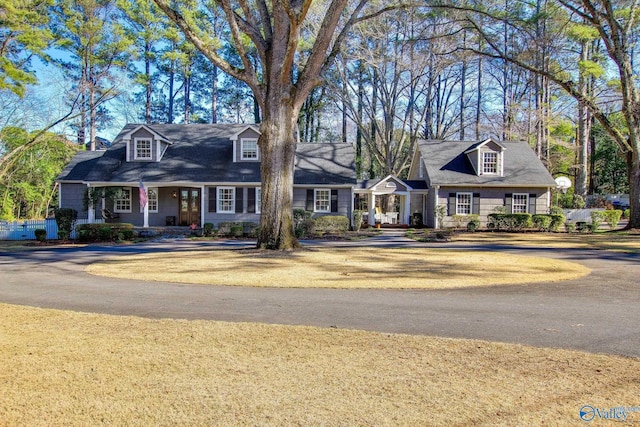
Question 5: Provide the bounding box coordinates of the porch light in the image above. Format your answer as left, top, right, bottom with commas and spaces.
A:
172, 190, 178, 198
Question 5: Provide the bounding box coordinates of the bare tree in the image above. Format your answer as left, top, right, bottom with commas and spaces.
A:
151, 0, 404, 249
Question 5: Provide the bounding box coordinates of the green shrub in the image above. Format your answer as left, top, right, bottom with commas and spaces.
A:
217, 222, 233, 236
603, 210, 622, 229
590, 211, 605, 232
623, 208, 630, 219
230, 225, 243, 237
313, 215, 350, 234
76, 223, 135, 242
466, 215, 480, 232
411, 212, 423, 227
565, 222, 576, 233
242, 222, 259, 238
203, 223, 215, 237
353, 210, 364, 232
532, 214, 552, 231
549, 206, 565, 216
295, 219, 315, 238
54, 208, 77, 240
487, 213, 532, 231
550, 214, 565, 232
34, 229, 47, 242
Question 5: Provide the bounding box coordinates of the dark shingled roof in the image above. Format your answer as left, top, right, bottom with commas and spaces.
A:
57, 123, 356, 186
417, 139, 556, 187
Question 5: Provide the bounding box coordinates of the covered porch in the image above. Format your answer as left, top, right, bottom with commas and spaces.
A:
85, 184, 205, 228
355, 175, 425, 227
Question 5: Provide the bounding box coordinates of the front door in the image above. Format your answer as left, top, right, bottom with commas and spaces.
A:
179, 188, 201, 226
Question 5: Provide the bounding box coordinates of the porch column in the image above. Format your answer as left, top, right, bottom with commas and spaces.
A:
86, 184, 95, 223
201, 185, 205, 226
369, 193, 376, 225
404, 193, 411, 225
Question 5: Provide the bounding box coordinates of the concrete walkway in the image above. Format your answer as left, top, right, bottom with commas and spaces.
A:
1, 231, 639, 357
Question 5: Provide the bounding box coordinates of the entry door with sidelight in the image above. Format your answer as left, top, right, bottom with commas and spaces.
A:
179, 188, 201, 226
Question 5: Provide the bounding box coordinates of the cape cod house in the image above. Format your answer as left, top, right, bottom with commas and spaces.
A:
56, 124, 356, 228
56, 124, 556, 229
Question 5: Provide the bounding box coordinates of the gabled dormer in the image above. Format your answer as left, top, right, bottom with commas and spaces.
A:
230, 125, 261, 162
464, 138, 505, 177
122, 125, 173, 162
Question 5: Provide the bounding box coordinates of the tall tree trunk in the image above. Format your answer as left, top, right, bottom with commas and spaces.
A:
475, 52, 482, 139
459, 32, 467, 140
356, 60, 364, 178
211, 65, 218, 124
257, 99, 300, 249
145, 40, 152, 124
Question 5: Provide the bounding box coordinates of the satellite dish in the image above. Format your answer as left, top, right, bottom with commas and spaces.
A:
555, 176, 572, 193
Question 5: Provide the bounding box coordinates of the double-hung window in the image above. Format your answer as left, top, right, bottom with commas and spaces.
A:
512, 193, 529, 213
241, 138, 258, 160
482, 151, 497, 174
315, 189, 330, 212
114, 188, 132, 213
456, 193, 473, 215
147, 188, 158, 213
135, 138, 152, 160
217, 187, 235, 213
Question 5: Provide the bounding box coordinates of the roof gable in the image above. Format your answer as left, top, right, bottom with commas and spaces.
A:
415, 139, 556, 188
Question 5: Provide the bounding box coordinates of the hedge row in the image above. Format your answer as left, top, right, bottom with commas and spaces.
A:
487, 213, 565, 232
216, 221, 259, 237
76, 223, 135, 242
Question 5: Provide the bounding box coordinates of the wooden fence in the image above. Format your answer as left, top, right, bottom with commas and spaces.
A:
0, 219, 104, 241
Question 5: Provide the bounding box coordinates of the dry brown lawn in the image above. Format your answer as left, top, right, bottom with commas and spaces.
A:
1, 303, 639, 426
449, 230, 640, 253
85, 247, 589, 289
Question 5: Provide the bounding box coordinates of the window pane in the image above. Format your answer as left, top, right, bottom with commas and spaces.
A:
241, 139, 258, 159
456, 193, 472, 215
218, 188, 235, 213
483, 152, 497, 174
315, 189, 330, 212
512, 194, 528, 213
136, 139, 152, 159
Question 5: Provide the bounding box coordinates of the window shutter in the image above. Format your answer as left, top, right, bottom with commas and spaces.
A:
505, 193, 513, 214
235, 188, 244, 213
208, 187, 217, 213
331, 189, 338, 213
472, 193, 481, 215
448, 193, 456, 216
529, 194, 537, 214
306, 189, 314, 211
247, 188, 256, 213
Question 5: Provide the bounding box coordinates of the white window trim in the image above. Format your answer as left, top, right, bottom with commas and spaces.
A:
256, 187, 261, 214
134, 138, 153, 160
147, 187, 158, 213
114, 187, 132, 213
482, 151, 498, 175
512, 193, 529, 214
314, 189, 330, 213
217, 186, 235, 214
240, 138, 259, 160
456, 192, 473, 215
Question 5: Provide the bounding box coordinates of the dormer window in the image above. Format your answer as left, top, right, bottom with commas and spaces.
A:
135, 138, 152, 160
483, 151, 498, 174
241, 138, 259, 160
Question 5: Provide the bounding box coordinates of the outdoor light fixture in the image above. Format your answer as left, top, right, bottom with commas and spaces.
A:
172, 190, 178, 198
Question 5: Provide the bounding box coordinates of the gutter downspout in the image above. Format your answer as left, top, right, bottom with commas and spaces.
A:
433, 185, 440, 229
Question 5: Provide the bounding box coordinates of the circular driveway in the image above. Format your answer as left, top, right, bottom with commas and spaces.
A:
1, 234, 639, 357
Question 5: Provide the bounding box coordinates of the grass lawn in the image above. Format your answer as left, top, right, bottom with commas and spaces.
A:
2, 232, 638, 425
1, 303, 639, 426
86, 247, 589, 289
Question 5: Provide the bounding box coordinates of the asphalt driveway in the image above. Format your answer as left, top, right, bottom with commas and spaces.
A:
1, 233, 639, 357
